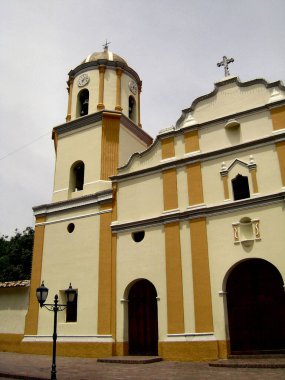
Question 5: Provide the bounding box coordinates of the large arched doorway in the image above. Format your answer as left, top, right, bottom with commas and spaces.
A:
128, 279, 158, 355
226, 259, 285, 354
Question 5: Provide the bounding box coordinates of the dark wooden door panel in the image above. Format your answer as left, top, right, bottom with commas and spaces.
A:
128, 280, 158, 355
227, 259, 285, 353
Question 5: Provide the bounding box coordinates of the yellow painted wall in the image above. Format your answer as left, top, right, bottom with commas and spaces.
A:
271, 105, 285, 130
189, 218, 213, 333
163, 169, 178, 211
179, 222, 195, 333
100, 113, 120, 180
164, 222, 184, 333
161, 137, 175, 159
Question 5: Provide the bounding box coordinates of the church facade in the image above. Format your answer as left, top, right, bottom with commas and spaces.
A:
7, 49, 285, 360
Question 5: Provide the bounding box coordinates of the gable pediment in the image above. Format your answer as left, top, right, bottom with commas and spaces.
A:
177, 77, 285, 128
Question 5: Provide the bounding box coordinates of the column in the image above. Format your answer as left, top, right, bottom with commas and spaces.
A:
97, 65, 106, 110
189, 218, 214, 332
115, 68, 123, 111
24, 216, 46, 335
65, 77, 74, 122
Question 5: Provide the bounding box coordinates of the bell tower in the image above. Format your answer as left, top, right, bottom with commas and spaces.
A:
66, 43, 142, 125
51, 46, 152, 203
24, 48, 152, 347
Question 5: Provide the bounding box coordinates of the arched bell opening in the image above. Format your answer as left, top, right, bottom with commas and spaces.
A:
128, 95, 137, 123
69, 160, 85, 193
77, 89, 89, 117
225, 258, 285, 354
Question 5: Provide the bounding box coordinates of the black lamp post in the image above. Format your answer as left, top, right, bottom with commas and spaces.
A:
36, 281, 76, 380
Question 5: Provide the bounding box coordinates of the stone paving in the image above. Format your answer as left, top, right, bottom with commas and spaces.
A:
0, 352, 285, 380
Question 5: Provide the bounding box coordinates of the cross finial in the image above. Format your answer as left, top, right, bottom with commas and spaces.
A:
217, 56, 234, 77
103, 39, 111, 52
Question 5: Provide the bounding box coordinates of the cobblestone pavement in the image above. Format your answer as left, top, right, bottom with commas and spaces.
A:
0, 352, 285, 380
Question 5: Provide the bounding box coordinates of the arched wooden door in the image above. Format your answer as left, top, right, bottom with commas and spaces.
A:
226, 259, 285, 354
128, 279, 158, 355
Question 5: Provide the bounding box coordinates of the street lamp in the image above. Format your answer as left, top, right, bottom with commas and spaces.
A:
36, 281, 76, 380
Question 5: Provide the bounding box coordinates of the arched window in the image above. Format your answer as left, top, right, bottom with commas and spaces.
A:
78, 89, 89, 117
70, 161, 85, 192
128, 96, 136, 122
232, 174, 250, 200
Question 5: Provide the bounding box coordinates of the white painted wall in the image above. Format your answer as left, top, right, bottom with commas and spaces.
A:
38, 211, 101, 335
0, 287, 29, 334
117, 173, 164, 222
116, 225, 167, 341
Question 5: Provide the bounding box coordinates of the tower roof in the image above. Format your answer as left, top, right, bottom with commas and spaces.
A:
81, 50, 127, 66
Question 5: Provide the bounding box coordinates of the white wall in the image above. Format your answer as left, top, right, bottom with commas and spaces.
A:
0, 287, 29, 334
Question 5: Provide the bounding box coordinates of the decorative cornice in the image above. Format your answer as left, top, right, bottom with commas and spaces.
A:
111, 191, 285, 233
120, 114, 153, 145
117, 99, 285, 175
33, 189, 113, 217
112, 130, 285, 182
68, 59, 141, 86
52, 110, 153, 146
53, 112, 103, 136
176, 77, 285, 128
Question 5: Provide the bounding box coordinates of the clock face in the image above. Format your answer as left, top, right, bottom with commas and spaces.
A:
78, 73, 90, 87
129, 80, 138, 95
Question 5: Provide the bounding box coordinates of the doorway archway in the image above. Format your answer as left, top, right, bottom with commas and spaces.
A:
226, 259, 285, 354
128, 279, 158, 355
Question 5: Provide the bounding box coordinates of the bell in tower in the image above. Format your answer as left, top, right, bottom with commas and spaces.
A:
79, 89, 89, 116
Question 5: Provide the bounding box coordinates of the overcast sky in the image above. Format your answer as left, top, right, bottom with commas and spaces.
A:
0, 0, 285, 236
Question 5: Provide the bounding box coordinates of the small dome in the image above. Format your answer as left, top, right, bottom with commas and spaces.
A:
82, 50, 127, 65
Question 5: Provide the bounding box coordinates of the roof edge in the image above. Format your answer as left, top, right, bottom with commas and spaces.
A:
176, 77, 285, 128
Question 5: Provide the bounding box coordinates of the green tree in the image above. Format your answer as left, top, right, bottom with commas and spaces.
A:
0, 227, 34, 282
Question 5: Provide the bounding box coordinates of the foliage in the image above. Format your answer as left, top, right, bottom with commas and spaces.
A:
0, 227, 34, 282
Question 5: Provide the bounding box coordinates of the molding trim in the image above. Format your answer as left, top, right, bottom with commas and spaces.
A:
53, 110, 152, 146
33, 189, 113, 217
165, 333, 215, 342
176, 76, 285, 128
113, 131, 285, 182
69, 59, 141, 87
111, 191, 285, 233
23, 335, 113, 343
35, 209, 111, 227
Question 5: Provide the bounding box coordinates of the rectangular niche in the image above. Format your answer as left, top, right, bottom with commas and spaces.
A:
232, 217, 261, 246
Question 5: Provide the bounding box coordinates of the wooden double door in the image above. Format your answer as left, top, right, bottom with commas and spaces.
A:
128, 279, 158, 356
226, 259, 285, 354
